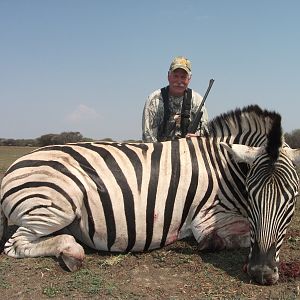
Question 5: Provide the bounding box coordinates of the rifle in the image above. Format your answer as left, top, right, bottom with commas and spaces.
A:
187, 79, 214, 134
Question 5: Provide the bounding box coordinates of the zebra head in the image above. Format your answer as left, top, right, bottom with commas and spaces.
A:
221, 141, 300, 285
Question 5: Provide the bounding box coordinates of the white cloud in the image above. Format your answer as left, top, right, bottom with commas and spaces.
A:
66, 104, 100, 123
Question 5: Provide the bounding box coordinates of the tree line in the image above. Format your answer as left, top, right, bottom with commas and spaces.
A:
284, 129, 300, 148
1, 129, 300, 147
0, 131, 142, 147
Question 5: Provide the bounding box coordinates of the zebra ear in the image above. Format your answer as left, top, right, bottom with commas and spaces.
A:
220, 142, 265, 165
284, 148, 300, 166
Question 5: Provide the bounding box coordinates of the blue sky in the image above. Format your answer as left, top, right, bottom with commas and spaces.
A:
1, 0, 299, 141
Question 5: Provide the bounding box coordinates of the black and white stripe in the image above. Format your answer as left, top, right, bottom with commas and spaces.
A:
0, 105, 299, 284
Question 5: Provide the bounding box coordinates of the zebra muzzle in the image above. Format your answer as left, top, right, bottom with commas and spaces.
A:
247, 264, 279, 285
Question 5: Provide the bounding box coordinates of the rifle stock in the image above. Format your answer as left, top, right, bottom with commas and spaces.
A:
188, 79, 214, 134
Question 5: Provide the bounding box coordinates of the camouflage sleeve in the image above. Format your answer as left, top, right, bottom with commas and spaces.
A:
142, 90, 164, 142
190, 90, 209, 136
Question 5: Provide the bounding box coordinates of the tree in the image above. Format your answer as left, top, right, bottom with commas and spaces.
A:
59, 132, 83, 144
37, 132, 85, 146
284, 129, 300, 148
37, 134, 59, 146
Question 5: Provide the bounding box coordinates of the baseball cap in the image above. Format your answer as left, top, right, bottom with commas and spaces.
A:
169, 56, 192, 75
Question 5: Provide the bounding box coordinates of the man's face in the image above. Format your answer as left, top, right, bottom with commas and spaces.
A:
168, 68, 191, 96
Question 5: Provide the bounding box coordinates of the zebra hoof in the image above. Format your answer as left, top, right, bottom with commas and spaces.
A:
60, 245, 85, 272
198, 231, 225, 251
61, 253, 84, 271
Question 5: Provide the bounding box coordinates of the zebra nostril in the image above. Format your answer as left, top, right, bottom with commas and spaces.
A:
273, 267, 278, 273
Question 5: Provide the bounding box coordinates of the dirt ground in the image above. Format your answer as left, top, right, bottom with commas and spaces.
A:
0, 149, 299, 299
0, 210, 299, 300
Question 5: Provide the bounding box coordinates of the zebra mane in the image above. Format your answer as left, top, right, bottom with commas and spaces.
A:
207, 105, 283, 160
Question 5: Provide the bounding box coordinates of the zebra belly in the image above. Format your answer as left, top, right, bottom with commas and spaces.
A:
68, 206, 194, 253
72, 219, 191, 253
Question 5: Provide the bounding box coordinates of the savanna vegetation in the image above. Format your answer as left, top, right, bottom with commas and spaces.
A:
0, 131, 142, 147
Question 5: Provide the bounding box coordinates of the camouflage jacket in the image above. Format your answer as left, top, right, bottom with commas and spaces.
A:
142, 88, 208, 142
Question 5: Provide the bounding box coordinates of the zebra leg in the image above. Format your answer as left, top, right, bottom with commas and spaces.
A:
192, 213, 250, 251
4, 226, 85, 271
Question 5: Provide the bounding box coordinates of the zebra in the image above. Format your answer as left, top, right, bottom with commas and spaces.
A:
0, 105, 299, 285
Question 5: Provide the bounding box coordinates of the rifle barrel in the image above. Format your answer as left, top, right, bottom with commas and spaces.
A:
188, 79, 214, 133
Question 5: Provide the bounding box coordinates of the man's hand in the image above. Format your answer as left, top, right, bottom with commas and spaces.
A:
186, 132, 200, 138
